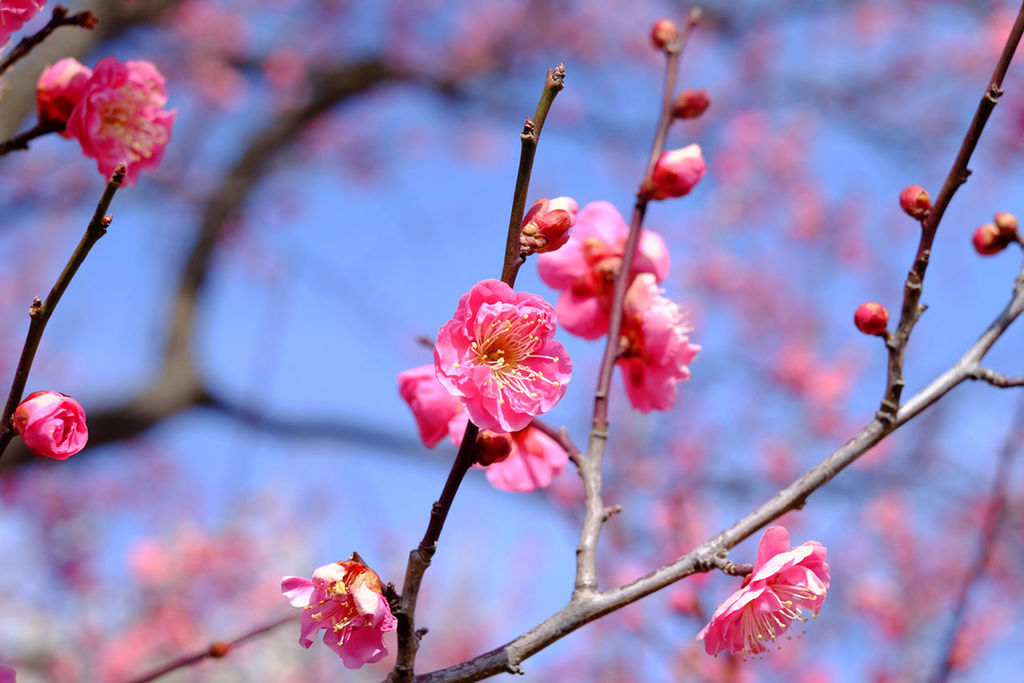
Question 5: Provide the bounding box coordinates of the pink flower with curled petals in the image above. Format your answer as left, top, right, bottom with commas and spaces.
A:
66, 57, 176, 184
397, 364, 463, 448
0, 0, 44, 47
520, 196, 578, 254
36, 58, 93, 133
697, 526, 829, 657
537, 201, 670, 339
618, 274, 699, 412
13, 390, 88, 460
434, 279, 571, 432
447, 412, 567, 492
281, 557, 396, 669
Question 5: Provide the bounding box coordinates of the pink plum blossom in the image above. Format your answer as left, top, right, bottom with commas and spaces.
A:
617, 274, 700, 412
12, 390, 88, 460
0, 665, 14, 683
537, 201, 670, 339
434, 279, 571, 432
397, 364, 463, 447
65, 57, 176, 184
520, 196, 578, 254
281, 558, 397, 669
0, 0, 44, 47
697, 526, 830, 657
650, 143, 706, 199
447, 412, 567, 492
36, 58, 93, 133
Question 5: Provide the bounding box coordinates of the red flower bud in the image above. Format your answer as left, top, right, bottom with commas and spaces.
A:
899, 185, 931, 219
994, 212, 1018, 237
476, 431, 513, 466
650, 144, 705, 199
208, 642, 231, 658
650, 18, 679, 50
854, 302, 889, 336
671, 89, 710, 119
520, 196, 578, 255
12, 390, 88, 460
973, 223, 1010, 256
36, 58, 93, 135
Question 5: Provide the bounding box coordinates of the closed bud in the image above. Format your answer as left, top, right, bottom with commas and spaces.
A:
36, 58, 93, 135
899, 185, 931, 219
994, 212, 1018, 237
476, 431, 513, 466
973, 223, 1010, 256
520, 196, 578, 255
650, 144, 705, 200
650, 18, 679, 50
854, 302, 888, 336
13, 390, 88, 460
208, 642, 231, 658
671, 89, 710, 119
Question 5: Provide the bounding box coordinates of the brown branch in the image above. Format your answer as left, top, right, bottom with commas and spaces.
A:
967, 366, 1024, 387
0, 119, 64, 156
123, 614, 297, 683
0, 5, 97, 78
389, 63, 566, 683
879, 1, 1024, 421
0, 165, 126, 459
576, 8, 701, 599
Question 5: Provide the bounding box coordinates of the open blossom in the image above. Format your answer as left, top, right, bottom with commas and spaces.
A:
537, 201, 670, 339
0, 0, 44, 46
397, 364, 462, 447
13, 390, 88, 460
697, 526, 830, 657
434, 279, 571, 432
520, 196, 578, 254
618, 274, 699, 412
37, 58, 93, 132
66, 57, 176, 184
281, 558, 397, 669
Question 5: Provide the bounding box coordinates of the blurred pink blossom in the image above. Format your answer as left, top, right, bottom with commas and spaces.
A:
36, 58, 93, 133
397, 364, 463, 447
0, 0, 44, 46
537, 201, 670, 339
282, 559, 397, 669
697, 526, 829, 657
617, 274, 699, 412
447, 413, 567, 492
0, 664, 14, 683
434, 279, 571, 432
66, 57, 176, 184
13, 390, 88, 460
650, 143, 705, 199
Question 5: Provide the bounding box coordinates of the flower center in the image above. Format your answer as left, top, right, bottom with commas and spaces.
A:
99, 84, 168, 161
470, 313, 561, 404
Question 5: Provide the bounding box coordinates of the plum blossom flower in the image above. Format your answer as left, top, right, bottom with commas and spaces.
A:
697, 526, 829, 657
0, 0, 44, 46
618, 274, 699, 412
281, 558, 397, 669
650, 143, 706, 199
36, 58, 93, 132
537, 201, 670, 339
434, 279, 571, 432
66, 57, 176, 184
13, 390, 88, 460
520, 196, 578, 255
397, 364, 462, 448
0, 664, 14, 683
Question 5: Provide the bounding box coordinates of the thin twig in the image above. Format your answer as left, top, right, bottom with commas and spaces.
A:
880, 1, 1024, 421
0, 165, 126, 459
0, 5, 97, 78
967, 366, 1024, 387
123, 614, 297, 683
0, 119, 64, 156
576, 7, 701, 599
928, 394, 1024, 683
389, 64, 566, 683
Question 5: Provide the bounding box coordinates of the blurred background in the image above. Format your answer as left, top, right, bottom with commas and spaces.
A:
1, 0, 1023, 680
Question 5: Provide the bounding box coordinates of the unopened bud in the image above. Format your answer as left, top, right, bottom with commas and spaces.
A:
13, 390, 88, 460
650, 18, 679, 50
973, 223, 1010, 256
994, 212, 1018, 237
208, 642, 231, 658
899, 185, 931, 219
650, 144, 705, 200
520, 196, 578, 255
854, 302, 888, 336
476, 431, 513, 466
671, 89, 710, 119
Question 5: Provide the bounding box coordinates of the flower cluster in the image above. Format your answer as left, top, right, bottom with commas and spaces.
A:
281, 558, 397, 669
0, 0, 44, 47
37, 57, 176, 184
537, 201, 699, 412
13, 390, 88, 460
398, 364, 568, 492
697, 526, 830, 658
